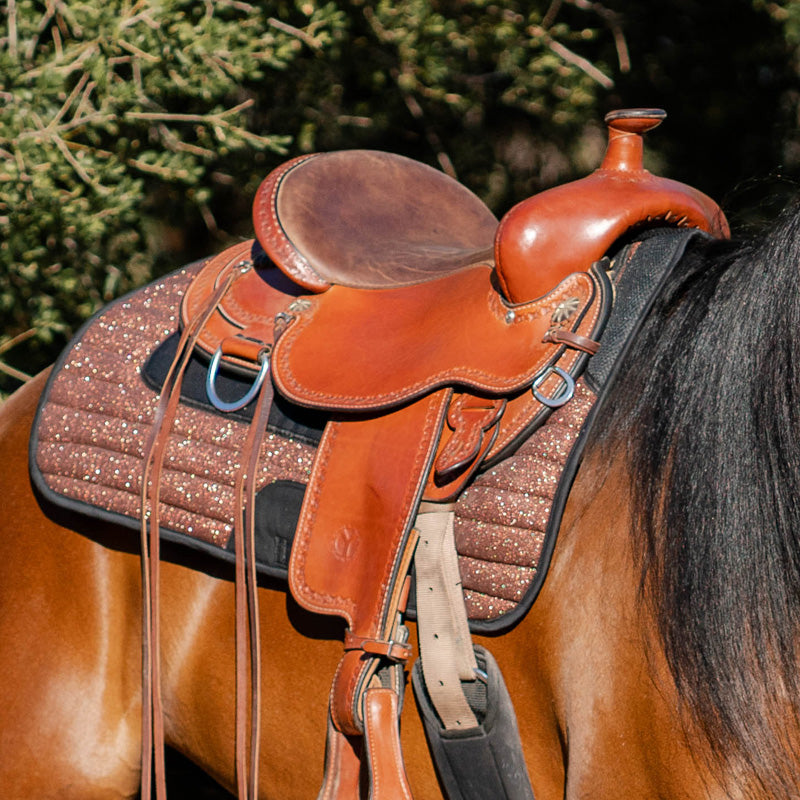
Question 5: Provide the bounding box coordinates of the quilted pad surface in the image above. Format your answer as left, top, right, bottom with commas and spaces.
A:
32, 263, 595, 628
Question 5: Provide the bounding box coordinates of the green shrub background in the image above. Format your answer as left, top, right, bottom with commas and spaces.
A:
2, 0, 798, 395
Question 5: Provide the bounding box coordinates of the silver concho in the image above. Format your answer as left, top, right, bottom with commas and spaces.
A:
551, 297, 580, 324
288, 298, 313, 313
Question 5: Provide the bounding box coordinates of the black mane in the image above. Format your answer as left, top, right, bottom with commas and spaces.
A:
594, 204, 800, 796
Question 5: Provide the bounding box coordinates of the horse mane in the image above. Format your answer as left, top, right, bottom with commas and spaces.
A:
593, 203, 800, 797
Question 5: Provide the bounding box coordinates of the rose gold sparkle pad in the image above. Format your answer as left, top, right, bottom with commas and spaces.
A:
35, 265, 596, 623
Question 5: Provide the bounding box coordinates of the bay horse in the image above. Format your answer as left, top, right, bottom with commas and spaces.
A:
2, 201, 800, 799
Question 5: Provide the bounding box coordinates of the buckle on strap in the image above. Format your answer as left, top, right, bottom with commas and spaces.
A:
344, 631, 413, 663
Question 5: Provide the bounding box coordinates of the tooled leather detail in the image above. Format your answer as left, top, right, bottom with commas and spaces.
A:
288, 391, 449, 629
271, 271, 597, 412
252, 154, 330, 293
288, 422, 350, 618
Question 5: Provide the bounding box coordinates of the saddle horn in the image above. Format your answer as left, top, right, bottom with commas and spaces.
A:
494, 108, 730, 304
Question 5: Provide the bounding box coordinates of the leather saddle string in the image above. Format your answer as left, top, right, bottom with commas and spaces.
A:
232, 361, 272, 799
139, 259, 248, 800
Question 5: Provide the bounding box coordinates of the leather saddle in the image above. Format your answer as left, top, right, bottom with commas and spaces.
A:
158, 109, 728, 799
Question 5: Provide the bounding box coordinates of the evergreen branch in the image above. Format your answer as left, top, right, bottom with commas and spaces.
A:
51, 133, 110, 194
198, 200, 219, 234
565, 0, 630, 72
50, 71, 91, 128
0, 329, 37, 357
544, 35, 614, 88
22, 42, 98, 79
117, 39, 161, 63
542, 0, 563, 30
362, 6, 395, 43
215, 0, 256, 12
56, 111, 114, 133
50, 24, 63, 59
268, 17, 324, 50
119, 2, 161, 31
127, 157, 191, 180
0, 330, 36, 382
400, 85, 457, 179
125, 100, 255, 125
158, 125, 216, 159
7, 0, 18, 59
24, 1, 56, 63
22, 111, 110, 192
0, 360, 32, 383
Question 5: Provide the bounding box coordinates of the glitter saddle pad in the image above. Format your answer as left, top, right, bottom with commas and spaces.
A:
29, 229, 700, 632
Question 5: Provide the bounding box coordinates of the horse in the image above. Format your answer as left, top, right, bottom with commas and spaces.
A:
3, 192, 800, 800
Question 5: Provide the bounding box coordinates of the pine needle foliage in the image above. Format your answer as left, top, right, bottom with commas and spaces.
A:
5, 0, 790, 393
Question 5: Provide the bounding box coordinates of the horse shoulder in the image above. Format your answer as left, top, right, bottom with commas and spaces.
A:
0, 370, 143, 798
539, 448, 732, 799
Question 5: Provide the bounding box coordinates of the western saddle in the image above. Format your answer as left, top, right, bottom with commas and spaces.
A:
139, 109, 728, 799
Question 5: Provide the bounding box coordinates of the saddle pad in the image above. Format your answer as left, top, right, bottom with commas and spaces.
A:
31, 264, 316, 553
29, 260, 594, 628
30, 228, 702, 631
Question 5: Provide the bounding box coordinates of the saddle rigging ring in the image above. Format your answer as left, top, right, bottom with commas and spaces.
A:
206, 345, 271, 413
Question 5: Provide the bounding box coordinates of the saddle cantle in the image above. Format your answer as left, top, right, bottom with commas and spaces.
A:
30, 109, 730, 800
494, 108, 730, 302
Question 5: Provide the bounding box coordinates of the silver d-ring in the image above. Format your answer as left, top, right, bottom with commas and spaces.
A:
532, 365, 575, 408
206, 346, 270, 412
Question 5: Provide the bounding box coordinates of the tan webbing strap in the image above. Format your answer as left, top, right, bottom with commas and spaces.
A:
413, 504, 478, 730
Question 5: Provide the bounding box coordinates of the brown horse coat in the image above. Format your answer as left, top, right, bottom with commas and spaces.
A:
0, 370, 733, 799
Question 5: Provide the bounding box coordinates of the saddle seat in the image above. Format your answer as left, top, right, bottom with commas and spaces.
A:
251, 149, 499, 293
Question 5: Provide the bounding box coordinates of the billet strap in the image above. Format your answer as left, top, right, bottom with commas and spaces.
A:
317, 685, 412, 800
317, 712, 363, 800
413, 505, 478, 729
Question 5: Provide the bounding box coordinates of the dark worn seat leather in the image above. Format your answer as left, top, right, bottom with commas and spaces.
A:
252, 150, 498, 292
